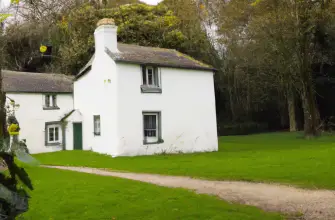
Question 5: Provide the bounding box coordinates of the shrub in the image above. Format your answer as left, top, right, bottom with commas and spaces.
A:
0, 142, 34, 219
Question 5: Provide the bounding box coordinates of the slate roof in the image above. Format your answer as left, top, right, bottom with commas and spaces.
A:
77, 43, 214, 79
110, 43, 213, 70
3, 70, 74, 93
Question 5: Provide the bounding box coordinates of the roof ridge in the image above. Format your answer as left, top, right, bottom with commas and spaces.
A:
117, 43, 176, 52
2, 70, 74, 79
3, 70, 73, 93
174, 51, 212, 68
102, 44, 216, 72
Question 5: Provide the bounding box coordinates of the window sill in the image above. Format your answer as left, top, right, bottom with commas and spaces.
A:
46, 142, 62, 147
141, 85, 162, 93
43, 106, 60, 110
143, 139, 164, 145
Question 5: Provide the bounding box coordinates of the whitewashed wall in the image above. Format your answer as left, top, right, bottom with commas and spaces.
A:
6, 93, 74, 154
73, 51, 119, 154
115, 63, 218, 156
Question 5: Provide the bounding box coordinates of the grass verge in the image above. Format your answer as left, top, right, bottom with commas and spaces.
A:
34, 132, 335, 189
22, 167, 284, 220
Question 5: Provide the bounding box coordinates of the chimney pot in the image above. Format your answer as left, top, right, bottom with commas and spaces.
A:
97, 18, 115, 27
94, 18, 118, 54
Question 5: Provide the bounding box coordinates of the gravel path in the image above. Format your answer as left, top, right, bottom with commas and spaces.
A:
44, 165, 335, 220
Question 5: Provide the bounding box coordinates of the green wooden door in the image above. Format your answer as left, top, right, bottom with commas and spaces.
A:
73, 123, 83, 150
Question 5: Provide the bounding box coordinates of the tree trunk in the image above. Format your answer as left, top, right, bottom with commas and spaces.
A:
301, 89, 308, 132
287, 87, 297, 132
228, 87, 236, 121
300, 48, 320, 137
301, 83, 319, 138
291, 0, 320, 137
227, 67, 236, 121
0, 63, 6, 139
0, 35, 8, 140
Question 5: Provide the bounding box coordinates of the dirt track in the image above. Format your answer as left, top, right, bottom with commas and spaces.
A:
44, 165, 335, 220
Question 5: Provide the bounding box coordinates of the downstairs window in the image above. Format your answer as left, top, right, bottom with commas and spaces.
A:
143, 112, 162, 144
45, 122, 62, 146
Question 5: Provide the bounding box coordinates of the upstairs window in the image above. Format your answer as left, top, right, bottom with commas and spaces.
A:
44, 94, 58, 109
142, 66, 159, 87
141, 66, 162, 93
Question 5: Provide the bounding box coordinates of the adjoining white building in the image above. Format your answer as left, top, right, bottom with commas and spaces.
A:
4, 71, 74, 154
5, 18, 218, 156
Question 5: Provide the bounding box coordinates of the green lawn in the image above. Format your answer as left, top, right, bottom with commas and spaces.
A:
35, 132, 335, 189
21, 167, 284, 220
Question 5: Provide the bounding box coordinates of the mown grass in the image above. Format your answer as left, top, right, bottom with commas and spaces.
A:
21, 167, 284, 220
35, 132, 335, 189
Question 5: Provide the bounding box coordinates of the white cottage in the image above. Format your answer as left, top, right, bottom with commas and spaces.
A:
4, 71, 74, 154
5, 18, 218, 156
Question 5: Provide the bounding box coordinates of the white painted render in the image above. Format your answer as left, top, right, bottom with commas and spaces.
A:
73, 22, 218, 156
73, 50, 119, 154
115, 63, 218, 156
74, 62, 218, 156
9, 22, 218, 156
6, 93, 74, 154
94, 25, 118, 54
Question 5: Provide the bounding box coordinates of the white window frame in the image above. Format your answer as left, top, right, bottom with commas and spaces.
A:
44, 94, 57, 108
142, 66, 160, 88
93, 115, 101, 136
143, 112, 161, 144
46, 124, 61, 144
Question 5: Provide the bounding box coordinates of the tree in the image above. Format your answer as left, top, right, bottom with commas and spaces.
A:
217, 0, 335, 137
48, 3, 207, 74
0, 1, 35, 218
0, 99, 37, 219
3, 0, 217, 75
215, 0, 284, 128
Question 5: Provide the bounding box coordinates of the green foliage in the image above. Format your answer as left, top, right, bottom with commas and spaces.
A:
35, 132, 335, 189
0, 14, 12, 22
0, 146, 34, 219
4, 22, 55, 72
216, 0, 335, 135
54, 3, 197, 74
4, 1, 212, 75
0, 103, 36, 219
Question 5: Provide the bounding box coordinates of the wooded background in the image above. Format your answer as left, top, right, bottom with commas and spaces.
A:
3, 0, 335, 137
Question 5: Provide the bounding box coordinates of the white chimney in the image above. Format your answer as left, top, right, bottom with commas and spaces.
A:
94, 18, 118, 54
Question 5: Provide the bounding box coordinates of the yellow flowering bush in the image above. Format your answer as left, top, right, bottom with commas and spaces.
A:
8, 123, 20, 136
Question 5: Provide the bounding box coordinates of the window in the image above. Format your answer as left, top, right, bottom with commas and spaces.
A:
143, 112, 162, 144
141, 66, 162, 93
44, 94, 58, 109
94, 115, 101, 136
45, 123, 62, 146
142, 66, 159, 87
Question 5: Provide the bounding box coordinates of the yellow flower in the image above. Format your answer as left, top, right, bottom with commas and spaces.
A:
8, 124, 19, 135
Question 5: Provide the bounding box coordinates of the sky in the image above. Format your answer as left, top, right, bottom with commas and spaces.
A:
0, 0, 9, 9
141, 0, 163, 5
